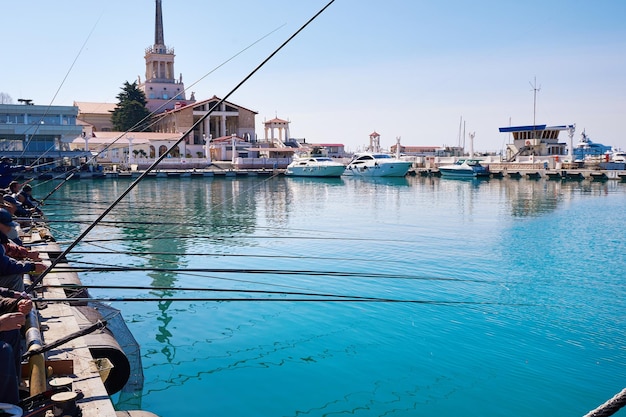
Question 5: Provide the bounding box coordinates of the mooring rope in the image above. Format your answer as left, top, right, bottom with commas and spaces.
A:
583, 388, 626, 417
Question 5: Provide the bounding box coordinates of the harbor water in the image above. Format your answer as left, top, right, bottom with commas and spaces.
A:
37, 175, 626, 417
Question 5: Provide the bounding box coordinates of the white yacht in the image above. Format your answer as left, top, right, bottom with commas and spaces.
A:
343, 153, 412, 177
438, 159, 490, 178
285, 156, 346, 177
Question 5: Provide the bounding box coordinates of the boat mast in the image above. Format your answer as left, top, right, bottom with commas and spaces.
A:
530, 76, 541, 140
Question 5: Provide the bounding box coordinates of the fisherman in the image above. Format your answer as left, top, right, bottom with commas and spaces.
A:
0, 200, 26, 245
3, 194, 31, 219
0, 287, 32, 405
16, 184, 42, 215
0, 158, 30, 189
0, 209, 47, 291
0, 226, 41, 262
1, 180, 21, 196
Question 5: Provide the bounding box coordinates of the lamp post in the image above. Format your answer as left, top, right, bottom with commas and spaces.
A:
231, 134, 236, 165
127, 136, 134, 164
203, 134, 212, 164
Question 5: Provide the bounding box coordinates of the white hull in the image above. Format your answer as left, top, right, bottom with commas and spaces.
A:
285, 157, 345, 177
343, 152, 412, 177
439, 159, 489, 178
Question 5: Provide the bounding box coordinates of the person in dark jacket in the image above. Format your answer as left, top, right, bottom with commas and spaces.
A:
0, 158, 30, 189
0, 287, 32, 405
0, 209, 46, 291
16, 184, 42, 214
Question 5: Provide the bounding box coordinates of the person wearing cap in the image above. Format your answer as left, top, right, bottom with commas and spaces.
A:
0, 199, 25, 246
0, 206, 40, 261
0, 287, 32, 405
0, 158, 30, 189
0, 209, 46, 291
3, 194, 30, 219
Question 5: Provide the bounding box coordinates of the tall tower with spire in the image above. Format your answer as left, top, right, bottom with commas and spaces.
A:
138, 0, 191, 113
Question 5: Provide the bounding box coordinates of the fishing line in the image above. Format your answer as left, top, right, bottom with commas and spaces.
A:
21, 13, 104, 162
26, 0, 336, 293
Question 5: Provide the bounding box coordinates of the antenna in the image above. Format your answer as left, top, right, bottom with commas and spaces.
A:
529, 76, 541, 138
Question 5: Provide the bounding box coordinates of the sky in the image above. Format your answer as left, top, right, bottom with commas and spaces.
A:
2, 0, 625, 153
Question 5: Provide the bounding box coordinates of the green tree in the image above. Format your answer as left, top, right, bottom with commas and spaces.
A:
111, 81, 151, 131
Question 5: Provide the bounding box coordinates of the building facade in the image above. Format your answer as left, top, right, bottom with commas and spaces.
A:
0, 102, 86, 164
75, 101, 116, 132
151, 96, 257, 146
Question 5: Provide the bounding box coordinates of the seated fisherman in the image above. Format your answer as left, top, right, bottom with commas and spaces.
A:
0, 288, 32, 405
0, 209, 46, 291
16, 184, 42, 214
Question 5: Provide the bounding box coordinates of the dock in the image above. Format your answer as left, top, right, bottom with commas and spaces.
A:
17, 224, 156, 417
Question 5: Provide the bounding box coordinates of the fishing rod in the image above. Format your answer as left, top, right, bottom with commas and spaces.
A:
32, 296, 536, 307
39, 173, 74, 204
42, 284, 387, 301
26, 0, 336, 294
52, 234, 415, 245
42, 264, 486, 282
29, 161, 58, 170
66, 250, 404, 264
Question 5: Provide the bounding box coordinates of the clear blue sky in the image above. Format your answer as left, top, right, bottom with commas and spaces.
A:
2, 0, 625, 152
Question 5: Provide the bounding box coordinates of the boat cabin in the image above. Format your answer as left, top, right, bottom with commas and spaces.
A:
500, 124, 572, 161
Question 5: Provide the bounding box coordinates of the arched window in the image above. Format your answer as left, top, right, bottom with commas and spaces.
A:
159, 145, 168, 156
149, 146, 156, 158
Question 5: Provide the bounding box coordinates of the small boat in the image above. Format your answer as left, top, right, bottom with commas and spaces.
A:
438, 159, 489, 178
285, 156, 345, 177
343, 152, 412, 177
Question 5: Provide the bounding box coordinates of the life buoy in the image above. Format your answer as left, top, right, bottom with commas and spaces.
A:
525, 140, 531, 146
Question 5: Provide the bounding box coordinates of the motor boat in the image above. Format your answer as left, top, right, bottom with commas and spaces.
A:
285, 156, 346, 177
438, 159, 490, 178
343, 152, 412, 177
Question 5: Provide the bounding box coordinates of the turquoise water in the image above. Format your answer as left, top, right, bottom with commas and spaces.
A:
36, 176, 626, 417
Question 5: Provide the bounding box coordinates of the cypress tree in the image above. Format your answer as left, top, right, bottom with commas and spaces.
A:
111, 81, 152, 131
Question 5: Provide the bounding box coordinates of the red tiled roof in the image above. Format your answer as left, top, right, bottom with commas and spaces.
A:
265, 117, 289, 124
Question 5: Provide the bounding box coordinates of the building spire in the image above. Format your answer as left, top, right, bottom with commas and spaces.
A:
155, 0, 165, 49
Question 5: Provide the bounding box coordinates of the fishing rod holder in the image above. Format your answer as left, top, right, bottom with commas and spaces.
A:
50, 391, 80, 417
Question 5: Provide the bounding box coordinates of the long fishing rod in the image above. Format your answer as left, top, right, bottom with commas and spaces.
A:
65, 250, 402, 264
39, 174, 74, 203
33, 296, 536, 307
29, 161, 58, 170
26, 0, 336, 294
42, 284, 386, 301
52, 234, 414, 245
41, 264, 485, 282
